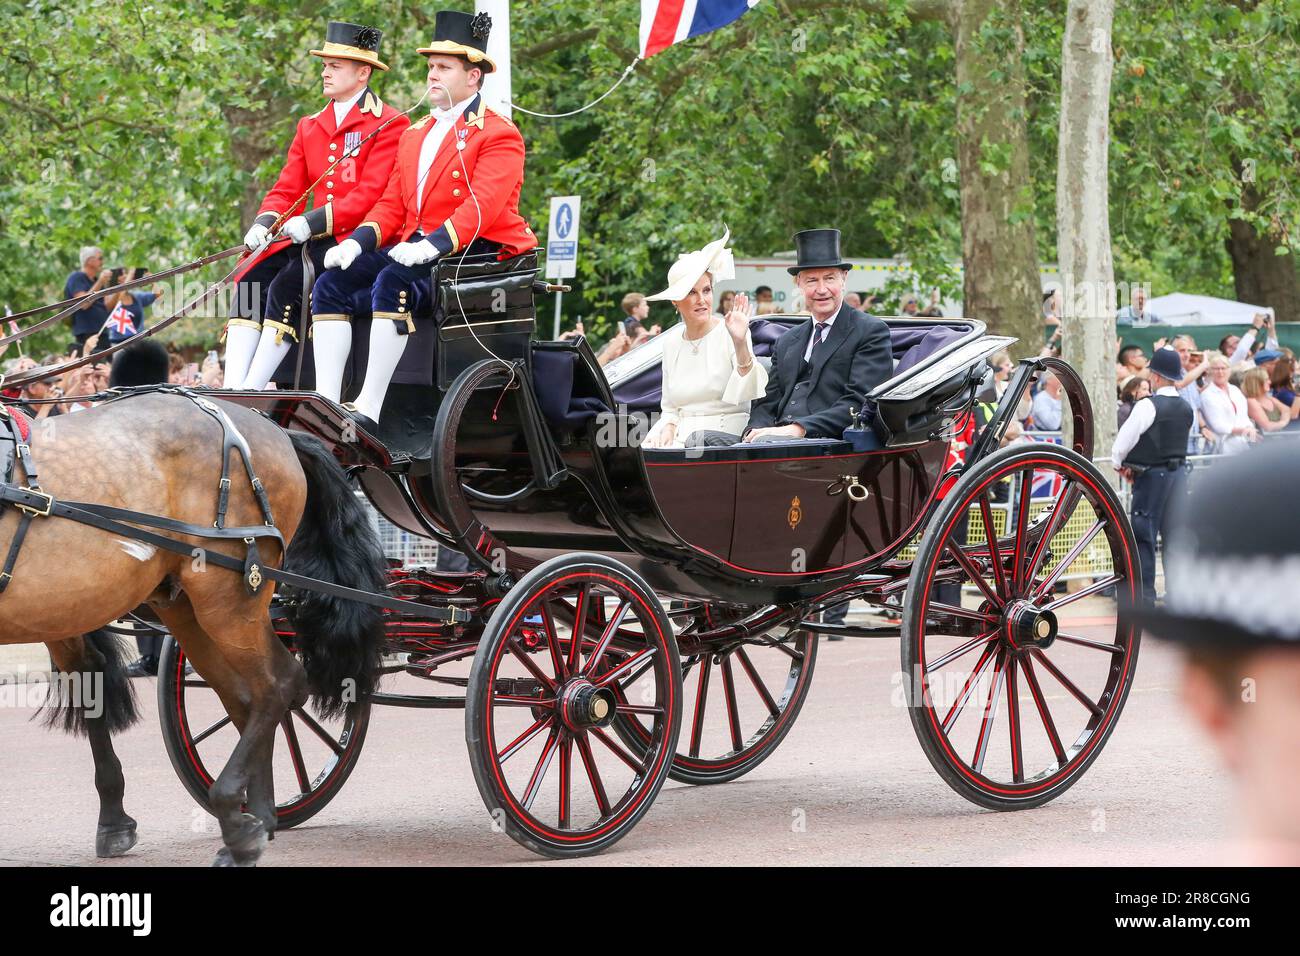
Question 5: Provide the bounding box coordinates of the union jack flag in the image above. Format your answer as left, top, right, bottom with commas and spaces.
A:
105, 303, 136, 337
639, 0, 763, 59
1027, 433, 1064, 499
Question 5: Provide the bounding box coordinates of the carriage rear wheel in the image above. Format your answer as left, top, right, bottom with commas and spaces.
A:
157, 635, 370, 830
902, 442, 1140, 810
465, 554, 682, 858
613, 609, 818, 785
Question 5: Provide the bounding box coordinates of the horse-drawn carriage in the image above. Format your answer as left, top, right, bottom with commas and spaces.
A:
151, 248, 1141, 858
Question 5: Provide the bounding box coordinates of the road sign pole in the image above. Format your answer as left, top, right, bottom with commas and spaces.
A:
553, 289, 563, 340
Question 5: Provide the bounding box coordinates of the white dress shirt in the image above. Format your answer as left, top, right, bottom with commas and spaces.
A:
1228, 327, 1279, 366
416, 94, 476, 216
1111, 385, 1180, 466
802, 312, 837, 362
331, 88, 364, 127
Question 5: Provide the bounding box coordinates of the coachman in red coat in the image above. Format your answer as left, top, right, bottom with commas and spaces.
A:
310, 10, 536, 431
223, 21, 410, 391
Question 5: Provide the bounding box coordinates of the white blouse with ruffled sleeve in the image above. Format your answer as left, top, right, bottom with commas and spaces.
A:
647, 320, 768, 446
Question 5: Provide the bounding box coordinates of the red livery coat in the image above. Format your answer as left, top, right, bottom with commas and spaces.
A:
351, 92, 535, 258
238, 87, 410, 278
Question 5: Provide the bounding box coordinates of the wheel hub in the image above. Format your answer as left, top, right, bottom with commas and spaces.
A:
1002, 599, 1057, 652
559, 679, 617, 731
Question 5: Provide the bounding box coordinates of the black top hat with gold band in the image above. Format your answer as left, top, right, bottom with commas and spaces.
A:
417, 10, 496, 73
311, 21, 389, 72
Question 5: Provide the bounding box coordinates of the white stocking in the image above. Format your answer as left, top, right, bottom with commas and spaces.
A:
241, 327, 292, 391
222, 323, 261, 390
352, 319, 409, 422
312, 320, 353, 404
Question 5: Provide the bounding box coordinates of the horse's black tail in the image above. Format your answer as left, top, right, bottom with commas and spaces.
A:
284, 432, 387, 719
39, 629, 139, 736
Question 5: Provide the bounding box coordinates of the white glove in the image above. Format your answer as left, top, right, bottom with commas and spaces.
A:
324, 238, 363, 271
388, 240, 440, 267
243, 222, 272, 252
283, 216, 312, 244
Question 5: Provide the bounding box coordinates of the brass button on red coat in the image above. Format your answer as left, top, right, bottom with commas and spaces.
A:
326, 181, 334, 189
453, 188, 461, 197
329, 143, 337, 150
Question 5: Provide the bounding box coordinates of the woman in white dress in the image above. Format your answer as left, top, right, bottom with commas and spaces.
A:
642, 229, 768, 448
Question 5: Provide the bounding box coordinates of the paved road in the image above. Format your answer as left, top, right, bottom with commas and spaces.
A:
0, 623, 1231, 867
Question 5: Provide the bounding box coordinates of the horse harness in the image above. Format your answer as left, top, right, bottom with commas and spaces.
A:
0, 386, 467, 622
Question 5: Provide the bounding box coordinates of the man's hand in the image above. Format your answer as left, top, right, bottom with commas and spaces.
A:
743, 423, 806, 443
323, 238, 362, 271
388, 240, 440, 267
283, 216, 312, 244
243, 222, 272, 253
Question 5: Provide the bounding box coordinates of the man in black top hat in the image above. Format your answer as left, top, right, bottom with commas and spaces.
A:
1129, 441, 1300, 863
743, 229, 892, 442
1111, 346, 1194, 603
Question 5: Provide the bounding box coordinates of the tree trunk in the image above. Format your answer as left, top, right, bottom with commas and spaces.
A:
1225, 186, 1300, 323
1057, 0, 1116, 461
952, 0, 1041, 356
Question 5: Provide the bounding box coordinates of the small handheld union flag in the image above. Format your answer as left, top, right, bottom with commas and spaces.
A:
639, 0, 763, 59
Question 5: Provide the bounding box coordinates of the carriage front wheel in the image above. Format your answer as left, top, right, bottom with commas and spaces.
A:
901, 442, 1140, 810
465, 553, 682, 858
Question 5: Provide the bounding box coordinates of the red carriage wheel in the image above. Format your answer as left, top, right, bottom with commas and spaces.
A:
158, 636, 370, 830
612, 610, 818, 785
464, 554, 681, 857
901, 442, 1141, 809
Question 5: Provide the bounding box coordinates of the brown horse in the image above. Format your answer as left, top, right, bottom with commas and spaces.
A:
0, 391, 387, 866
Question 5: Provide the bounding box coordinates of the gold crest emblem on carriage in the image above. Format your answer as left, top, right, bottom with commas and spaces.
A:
788, 496, 802, 530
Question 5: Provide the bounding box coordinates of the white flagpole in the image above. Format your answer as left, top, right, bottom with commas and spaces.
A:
477, 0, 512, 121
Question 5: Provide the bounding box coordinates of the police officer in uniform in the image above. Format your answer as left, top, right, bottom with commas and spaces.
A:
223, 21, 410, 392
1111, 347, 1194, 602
312, 10, 535, 433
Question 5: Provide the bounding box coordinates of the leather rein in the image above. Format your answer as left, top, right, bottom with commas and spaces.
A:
0, 385, 467, 622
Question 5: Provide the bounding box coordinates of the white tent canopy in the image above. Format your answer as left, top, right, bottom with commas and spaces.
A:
1144, 292, 1273, 327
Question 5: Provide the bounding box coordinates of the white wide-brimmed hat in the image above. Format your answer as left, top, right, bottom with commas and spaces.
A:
646, 227, 736, 302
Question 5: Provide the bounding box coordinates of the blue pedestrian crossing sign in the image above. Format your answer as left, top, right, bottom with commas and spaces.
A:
545, 195, 581, 280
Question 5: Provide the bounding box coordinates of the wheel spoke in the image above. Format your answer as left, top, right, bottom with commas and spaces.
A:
1040, 574, 1123, 614
558, 737, 572, 830
521, 727, 560, 813
281, 715, 311, 796
977, 493, 1009, 598
1031, 648, 1104, 718
1011, 467, 1034, 593
540, 599, 567, 681
567, 585, 590, 674
182, 678, 209, 689
945, 540, 1003, 608
928, 601, 998, 624
720, 656, 743, 753
927, 631, 996, 671
614, 703, 664, 716
575, 733, 611, 817
191, 714, 232, 746
592, 646, 656, 687
1032, 520, 1105, 599
616, 654, 656, 691
972, 650, 1007, 774
506, 640, 558, 692
940, 641, 997, 733
1006, 656, 1024, 783
1020, 654, 1067, 764
689, 655, 712, 759
582, 599, 632, 678
590, 726, 647, 775
735, 647, 780, 717
497, 715, 552, 763
293, 707, 345, 756
1022, 480, 1076, 592
1055, 632, 1125, 655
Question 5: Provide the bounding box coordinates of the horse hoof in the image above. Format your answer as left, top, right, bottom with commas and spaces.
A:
212, 815, 268, 867
95, 821, 139, 858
